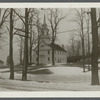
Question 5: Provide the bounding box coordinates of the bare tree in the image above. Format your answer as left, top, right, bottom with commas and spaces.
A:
29, 15, 33, 65
14, 8, 37, 80
48, 8, 66, 65
9, 8, 14, 79
13, 8, 29, 80
66, 34, 81, 57
83, 9, 91, 71
6, 8, 19, 79
36, 14, 41, 66
0, 9, 9, 46
28, 9, 38, 65
74, 8, 86, 72
0, 8, 9, 29
19, 36, 24, 65
91, 8, 99, 85
22, 8, 29, 80
70, 34, 76, 56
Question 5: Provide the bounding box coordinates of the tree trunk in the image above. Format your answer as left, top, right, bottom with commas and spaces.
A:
9, 8, 14, 79
22, 8, 28, 81
91, 8, 99, 85
87, 14, 91, 71
20, 37, 23, 65
29, 30, 32, 65
82, 37, 85, 72
37, 35, 40, 66
52, 39, 55, 65
30, 44, 32, 65
29, 16, 32, 65
80, 9, 86, 72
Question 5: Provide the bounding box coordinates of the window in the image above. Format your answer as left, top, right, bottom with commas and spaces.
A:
48, 50, 50, 54
48, 57, 50, 61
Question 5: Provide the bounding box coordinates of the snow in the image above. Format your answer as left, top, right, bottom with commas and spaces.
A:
0, 68, 9, 72
49, 67, 83, 75
46, 63, 52, 67
0, 64, 100, 91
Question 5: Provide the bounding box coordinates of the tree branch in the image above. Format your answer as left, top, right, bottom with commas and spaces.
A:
13, 9, 25, 25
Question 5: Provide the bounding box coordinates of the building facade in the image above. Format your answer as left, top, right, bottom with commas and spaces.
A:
33, 16, 67, 65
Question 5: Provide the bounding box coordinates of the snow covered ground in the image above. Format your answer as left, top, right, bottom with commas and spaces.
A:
0, 64, 100, 91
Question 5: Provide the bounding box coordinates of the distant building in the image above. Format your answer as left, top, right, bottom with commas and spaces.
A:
33, 15, 67, 65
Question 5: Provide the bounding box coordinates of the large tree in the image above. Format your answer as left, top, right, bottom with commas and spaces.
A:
9, 8, 14, 79
22, 8, 29, 80
0, 8, 9, 29
14, 8, 37, 80
74, 8, 86, 72
7, 8, 19, 79
91, 8, 99, 85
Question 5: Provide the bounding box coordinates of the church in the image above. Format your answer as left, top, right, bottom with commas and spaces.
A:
33, 15, 67, 65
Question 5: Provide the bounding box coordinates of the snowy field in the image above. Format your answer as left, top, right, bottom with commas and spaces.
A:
0, 64, 100, 91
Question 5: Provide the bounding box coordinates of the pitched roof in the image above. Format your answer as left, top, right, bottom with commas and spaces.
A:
49, 43, 66, 52
33, 42, 67, 52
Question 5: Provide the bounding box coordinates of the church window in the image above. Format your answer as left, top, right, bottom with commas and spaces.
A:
48, 50, 50, 54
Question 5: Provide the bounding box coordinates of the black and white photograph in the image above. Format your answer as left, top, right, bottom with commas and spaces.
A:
0, 3, 100, 94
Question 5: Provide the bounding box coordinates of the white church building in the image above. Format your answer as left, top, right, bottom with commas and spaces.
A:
33, 16, 67, 65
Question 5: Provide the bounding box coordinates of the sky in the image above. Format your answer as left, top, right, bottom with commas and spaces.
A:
0, 8, 90, 64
